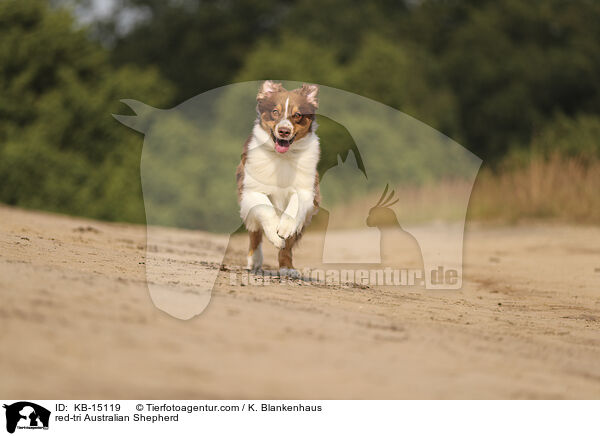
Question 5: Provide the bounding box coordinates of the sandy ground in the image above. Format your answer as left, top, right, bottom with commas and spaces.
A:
1, 204, 599, 399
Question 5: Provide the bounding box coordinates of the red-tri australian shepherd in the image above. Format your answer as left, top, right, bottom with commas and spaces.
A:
236, 81, 320, 276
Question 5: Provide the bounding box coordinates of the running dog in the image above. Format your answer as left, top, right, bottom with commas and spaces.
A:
236, 81, 320, 275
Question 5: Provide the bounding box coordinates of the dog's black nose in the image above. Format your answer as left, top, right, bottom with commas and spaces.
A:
278, 127, 291, 137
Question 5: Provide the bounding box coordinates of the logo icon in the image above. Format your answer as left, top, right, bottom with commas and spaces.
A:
3, 402, 50, 434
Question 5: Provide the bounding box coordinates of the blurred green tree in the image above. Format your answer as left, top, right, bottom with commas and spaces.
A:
0, 0, 173, 222
532, 114, 600, 160
406, 0, 600, 160
102, 0, 293, 103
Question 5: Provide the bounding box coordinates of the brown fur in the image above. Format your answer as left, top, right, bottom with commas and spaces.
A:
235, 136, 251, 202
278, 234, 299, 269
248, 230, 262, 255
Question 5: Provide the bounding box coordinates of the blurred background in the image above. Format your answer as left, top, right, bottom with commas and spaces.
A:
2, 0, 600, 227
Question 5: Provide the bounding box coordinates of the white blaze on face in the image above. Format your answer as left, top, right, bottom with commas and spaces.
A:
274, 97, 293, 139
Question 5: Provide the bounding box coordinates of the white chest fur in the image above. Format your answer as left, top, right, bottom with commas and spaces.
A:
243, 124, 320, 213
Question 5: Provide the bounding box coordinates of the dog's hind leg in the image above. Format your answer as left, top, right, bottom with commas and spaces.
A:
246, 230, 263, 272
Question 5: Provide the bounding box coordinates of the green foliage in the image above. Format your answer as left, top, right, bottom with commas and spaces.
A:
409, 0, 600, 159
0, 0, 173, 222
532, 114, 600, 160
104, 0, 293, 103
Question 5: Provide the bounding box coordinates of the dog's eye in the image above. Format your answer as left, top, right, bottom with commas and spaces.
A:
272, 109, 280, 117
293, 112, 302, 120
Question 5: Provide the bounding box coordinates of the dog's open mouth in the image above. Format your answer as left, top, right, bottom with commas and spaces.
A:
272, 132, 295, 154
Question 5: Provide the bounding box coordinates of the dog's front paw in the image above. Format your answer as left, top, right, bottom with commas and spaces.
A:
277, 214, 297, 240
263, 218, 286, 249
265, 230, 285, 249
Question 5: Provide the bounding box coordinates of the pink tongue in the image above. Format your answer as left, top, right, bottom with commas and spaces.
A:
275, 143, 289, 153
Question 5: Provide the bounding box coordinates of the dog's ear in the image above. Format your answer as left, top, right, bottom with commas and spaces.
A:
257, 80, 283, 101
299, 83, 319, 109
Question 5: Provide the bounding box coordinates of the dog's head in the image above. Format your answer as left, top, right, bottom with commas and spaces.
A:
256, 81, 319, 153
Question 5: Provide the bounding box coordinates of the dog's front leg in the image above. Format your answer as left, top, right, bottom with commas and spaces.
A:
241, 192, 285, 248
277, 192, 299, 239
277, 189, 314, 239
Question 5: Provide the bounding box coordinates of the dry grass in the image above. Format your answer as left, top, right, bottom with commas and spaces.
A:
469, 154, 600, 224
327, 155, 600, 226
328, 181, 473, 228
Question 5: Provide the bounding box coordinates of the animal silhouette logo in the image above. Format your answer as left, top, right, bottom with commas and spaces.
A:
319, 152, 424, 270
365, 184, 424, 270
366, 183, 399, 225
3, 402, 50, 434
114, 80, 481, 319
